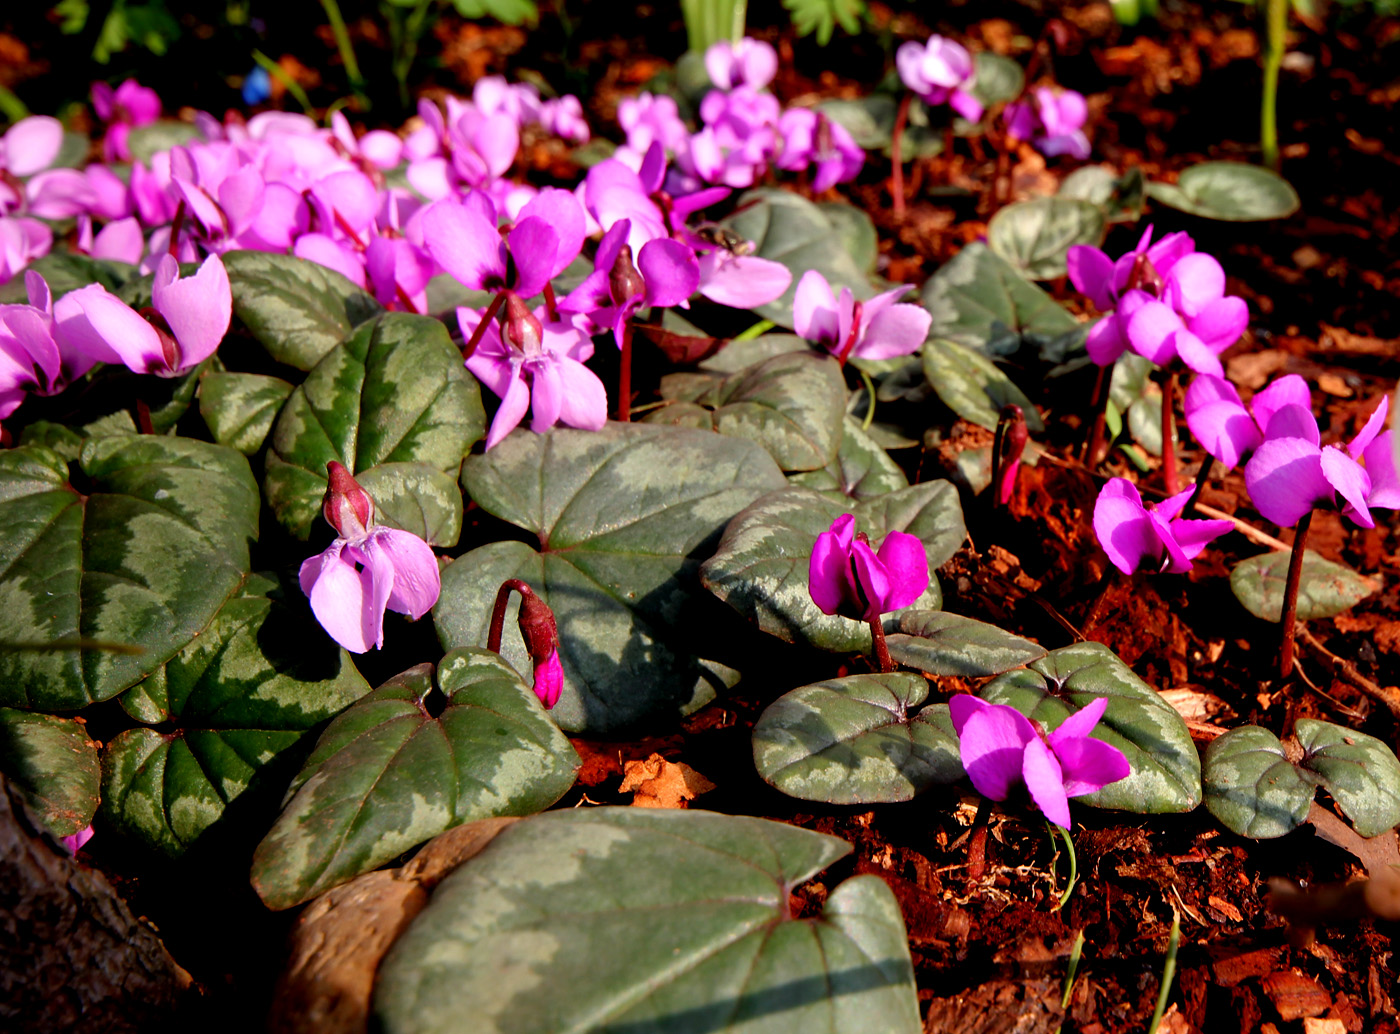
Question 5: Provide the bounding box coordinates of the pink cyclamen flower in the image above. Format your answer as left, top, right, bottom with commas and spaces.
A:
793, 270, 931, 362
774, 108, 864, 193
1093, 478, 1234, 575
91, 79, 161, 162
808, 513, 929, 622
705, 37, 779, 91
299, 463, 442, 653
1004, 87, 1091, 160
60, 825, 95, 855
1183, 373, 1312, 471
1245, 393, 1400, 530
949, 695, 1131, 828
896, 36, 983, 121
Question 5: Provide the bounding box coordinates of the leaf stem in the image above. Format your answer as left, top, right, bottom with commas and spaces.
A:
463, 292, 505, 360
616, 319, 634, 422
1061, 928, 1086, 1009
1147, 910, 1182, 1034
868, 613, 894, 673
890, 93, 913, 222
252, 49, 313, 114
1279, 508, 1314, 679
1051, 822, 1078, 910
318, 0, 369, 109
1160, 368, 1180, 495
487, 578, 532, 654
1261, 0, 1287, 171
1084, 361, 1112, 468
1184, 456, 1213, 518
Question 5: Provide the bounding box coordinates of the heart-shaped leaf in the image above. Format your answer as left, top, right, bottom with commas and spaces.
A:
264, 312, 484, 538
0, 708, 100, 837
1147, 162, 1301, 222
223, 249, 383, 370
1202, 726, 1314, 839
1296, 718, 1400, 838
919, 242, 1085, 360
970, 51, 1026, 107
644, 352, 847, 472
0, 252, 136, 303
251, 649, 579, 910
434, 423, 786, 733
1230, 550, 1377, 622
719, 188, 874, 325
980, 642, 1200, 813
789, 417, 909, 500
754, 673, 962, 804
921, 340, 1045, 433
885, 610, 1046, 677
819, 201, 879, 275
199, 372, 295, 455
372, 808, 921, 1034
700, 484, 964, 653
101, 573, 370, 855
0, 437, 259, 710
701, 333, 809, 374
1060, 165, 1146, 224
817, 95, 945, 159
987, 198, 1107, 280
355, 463, 464, 548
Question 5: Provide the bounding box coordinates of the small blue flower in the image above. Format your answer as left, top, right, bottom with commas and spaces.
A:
242, 66, 272, 106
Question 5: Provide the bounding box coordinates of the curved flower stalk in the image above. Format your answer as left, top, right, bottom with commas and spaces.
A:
792, 270, 930, 364
487, 578, 565, 709
950, 696, 1130, 829
300, 463, 441, 654
1093, 478, 1233, 575
1004, 87, 1091, 160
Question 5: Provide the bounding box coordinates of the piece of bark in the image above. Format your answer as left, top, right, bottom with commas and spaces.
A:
0, 773, 191, 1033
267, 816, 519, 1034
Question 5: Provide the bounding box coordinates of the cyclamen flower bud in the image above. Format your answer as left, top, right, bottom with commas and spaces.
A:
608, 243, 646, 308
323, 461, 374, 539
501, 291, 543, 353
516, 587, 563, 709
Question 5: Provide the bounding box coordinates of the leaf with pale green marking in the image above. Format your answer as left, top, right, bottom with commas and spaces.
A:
921, 339, 1044, 433
885, 610, 1046, 677
1147, 162, 1300, 222
816, 95, 944, 159
719, 188, 874, 325
0, 252, 136, 303
981, 642, 1200, 813
700, 484, 963, 654
970, 51, 1025, 108
434, 424, 786, 733
1060, 165, 1146, 223
373, 808, 921, 1034
1230, 551, 1377, 622
264, 312, 484, 538
223, 249, 383, 370
356, 463, 464, 547
0, 708, 100, 836
987, 198, 1106, 280
644, 352, 847, 472
251, 649, 579, 910
1296, 718, 1400, 838
753, 673, 962, 804
819, 201, 879, 275
700, 334, 808, 375
920, 242, 1084, 358
101, 572, 370, 856
789, 417, 908, 500
1202, 726, 1314, 839
199, 372, 294, 455
0, 437, 259, 710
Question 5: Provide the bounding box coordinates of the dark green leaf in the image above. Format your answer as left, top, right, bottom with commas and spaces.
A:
700, 484, 963, 653
0, 438, 259, 710
251, 649, 579, 910
921, 339, 1044, 433
700, 334, 808, 375
356, 463, 464, 548
816, 96, 943, 159
199, 372, 295, 455
987, 198, 1106, 280
222, 249, 383, 371
373, 808, 920, 1034
1230, 551, 1377, 622
0, 252, 135, 303
1202, 726, 1314, 838
0, 708, 100, 836
1296, 718, 1400, 838
1147, 162, 1301, 222
819, 202, 880, 275
981, 642, 1200, 813
264, 312, 484, 538
754, 674, 962, 803
789, 417, 909, 500
886, 610, 1046, 677
435, 424, 786, 733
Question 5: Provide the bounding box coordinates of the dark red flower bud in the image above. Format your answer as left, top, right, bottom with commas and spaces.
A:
500, 290, 543, 353
323, 461, 374, 539
608, 243, 646, 307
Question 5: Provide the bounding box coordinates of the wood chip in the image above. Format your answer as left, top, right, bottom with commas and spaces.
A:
619, 753, 715, 808
1261, 970, 1332, 1020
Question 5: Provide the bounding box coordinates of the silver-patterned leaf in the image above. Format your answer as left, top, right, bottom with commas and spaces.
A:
1202, 726, 1314, 839
886, 610, 1046, 677
1296, 718, 1400, 838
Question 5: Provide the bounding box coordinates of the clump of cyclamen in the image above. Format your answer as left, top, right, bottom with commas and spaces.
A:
1004, 87, 1091, 160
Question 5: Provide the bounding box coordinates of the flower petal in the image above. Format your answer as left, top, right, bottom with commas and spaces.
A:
1250, 375, 1311, 433
793, 269, 839, 348
1348, 394, 1389, 459
1022, 737, 1071, 828
151, 253, 232, 372
53, 283, 164, 374
484, 365, 532, 450
422, 199, 507, 290
1187, 296, 1247, 351
1125, 300, 1183, 366
1066, 245, 1116, 311
366, 527, 441, 620
808, 513, 856, 615
1165, 253, 1225, 317
857, 301, 932, 361
1093, 478, 1160, 575
1246, 438, 1332, 528
638, 237, 700, 307
873, 529, 929, 612
1049, 697, 1109, 746
957, 704, 1036, 803
696, 252, 790, 309
1321, 446, 1374, 528
1053, 736, 1131, 799
303, 545, 379, 653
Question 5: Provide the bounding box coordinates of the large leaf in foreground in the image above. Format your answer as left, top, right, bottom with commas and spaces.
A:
252, 650, 579, 910
101, 573, 369, 856
981, 642, 1200, 813
373, 808, 920, 1034
0, 708, 100, 837
1230, 550, 1377, 622
0, 438, 259, 710
1202, 726, 1313, 839
700, 485, 963, 653
435, 424, 786, 733
264, 312, 484, 538
885, 610, 1046, 677
223, 249, 383, 370
753, 673, 962, 804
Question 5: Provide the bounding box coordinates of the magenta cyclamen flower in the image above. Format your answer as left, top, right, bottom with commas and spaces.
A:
950, 696, 1130, 828
896, 36, 983, 121
808, 514, 929, 622
561, 217, 698, 347
1183, 373, 1312, 471
793, 270, 931, 362
300, 463, 442, 654
705, 38, 779, 91
423, 189, 584, 299
1245, 393, 1400, 530
1093, 478, 1234, 575
1004, 87, 1091, 160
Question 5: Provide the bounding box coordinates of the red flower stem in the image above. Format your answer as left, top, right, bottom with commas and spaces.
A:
616, 318, 634, 422
867, 613, 895, 674
487, 578, 532, 653
543, 281, 559, 322
966, 796, 993, 881
1084, 363, 1111, 467
1279, 509, 1314, 680
135, 399, 154, 435
1183, 458, 1214, 518
1160, 369, 1180, 495
168, 200, 186, 257
462, 292, 505, 360
890, 93, 913, 222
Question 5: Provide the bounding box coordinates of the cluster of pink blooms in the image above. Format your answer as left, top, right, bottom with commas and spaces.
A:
618, 38, 864, 194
